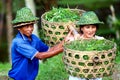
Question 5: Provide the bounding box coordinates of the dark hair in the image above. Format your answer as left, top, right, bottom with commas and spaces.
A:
79, 24, 99, 34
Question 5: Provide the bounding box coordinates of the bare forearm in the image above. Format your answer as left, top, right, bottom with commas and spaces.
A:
35, 47, 63, 60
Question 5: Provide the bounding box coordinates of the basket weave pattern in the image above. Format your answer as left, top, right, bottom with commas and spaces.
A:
41, 9, 85, 46
63, 47, 116, 78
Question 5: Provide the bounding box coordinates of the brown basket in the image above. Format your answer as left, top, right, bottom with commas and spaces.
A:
63, 45, 116, 78
41, 9, 85, 46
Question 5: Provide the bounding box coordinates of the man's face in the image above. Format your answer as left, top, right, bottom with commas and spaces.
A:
18, 24, 34, 37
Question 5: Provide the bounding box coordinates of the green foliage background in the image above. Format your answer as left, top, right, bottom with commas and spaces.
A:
0, 0, 120, 80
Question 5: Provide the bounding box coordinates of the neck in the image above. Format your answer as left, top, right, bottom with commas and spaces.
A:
81, 35, 95, 39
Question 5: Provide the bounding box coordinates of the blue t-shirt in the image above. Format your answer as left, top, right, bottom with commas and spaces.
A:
8, 32, 49, 80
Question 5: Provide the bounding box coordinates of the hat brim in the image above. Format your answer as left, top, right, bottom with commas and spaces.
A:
13, 21, 37, 28
75, 21, 104, 25
12, 17, 39, 24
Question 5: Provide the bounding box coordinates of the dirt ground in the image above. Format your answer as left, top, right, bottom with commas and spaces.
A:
111, 63, 120, 80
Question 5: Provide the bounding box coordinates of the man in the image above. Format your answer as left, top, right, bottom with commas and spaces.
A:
8, 7, 68, 80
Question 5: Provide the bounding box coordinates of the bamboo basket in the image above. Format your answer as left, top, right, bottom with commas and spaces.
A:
63, 40, 117, 78
41, 9, 85, 46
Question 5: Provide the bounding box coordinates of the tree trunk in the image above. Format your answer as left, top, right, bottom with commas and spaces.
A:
0, 0, 5, 45
116, 30, 120, 39
6, 0, 13, 63
110, 5, 120, 40
43, 0, 57, 11
25, 0, 39, 37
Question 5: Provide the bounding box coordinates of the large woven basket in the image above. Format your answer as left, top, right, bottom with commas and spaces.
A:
63, 40, 116, 78
41, 9, 85, 46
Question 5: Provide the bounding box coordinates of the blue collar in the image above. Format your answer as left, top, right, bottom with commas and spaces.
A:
17, 31, 32, 41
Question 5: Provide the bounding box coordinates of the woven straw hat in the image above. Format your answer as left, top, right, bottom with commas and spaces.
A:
76, 11, 104, 25
12, 7, 39, 27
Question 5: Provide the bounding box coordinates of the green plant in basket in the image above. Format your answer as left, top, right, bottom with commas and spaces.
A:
64, 39, 115, 51
44, 7, 80, 22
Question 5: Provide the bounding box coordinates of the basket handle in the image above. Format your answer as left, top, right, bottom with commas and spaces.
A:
67, 23, 80, 40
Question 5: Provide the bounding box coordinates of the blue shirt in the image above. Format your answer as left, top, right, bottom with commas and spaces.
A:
8, 32, 49, 80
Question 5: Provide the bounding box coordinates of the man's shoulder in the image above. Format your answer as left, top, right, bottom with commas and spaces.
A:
31, 34, 39, 38
12, 37, 23, 43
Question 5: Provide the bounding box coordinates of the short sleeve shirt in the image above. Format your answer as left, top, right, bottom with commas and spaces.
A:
8, 32, 49, 80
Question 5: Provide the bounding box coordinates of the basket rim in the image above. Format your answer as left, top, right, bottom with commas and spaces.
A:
63, 45, 116, 53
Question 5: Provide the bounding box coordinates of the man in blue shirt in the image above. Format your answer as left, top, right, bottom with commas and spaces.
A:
8, 7, 68, 80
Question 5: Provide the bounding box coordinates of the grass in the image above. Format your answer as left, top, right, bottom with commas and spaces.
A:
0, 63, 11, 80
0, 63, 11, 76
36, 53, 68, 80
0, 52, 120, 80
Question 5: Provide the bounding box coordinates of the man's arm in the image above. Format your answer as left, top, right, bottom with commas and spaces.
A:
35, 45, 63, 60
